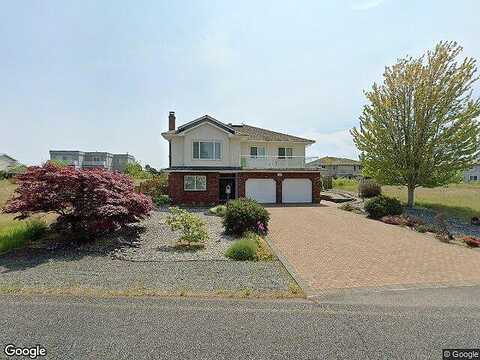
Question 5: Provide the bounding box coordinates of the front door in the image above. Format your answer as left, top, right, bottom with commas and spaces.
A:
219, 177, 236, 203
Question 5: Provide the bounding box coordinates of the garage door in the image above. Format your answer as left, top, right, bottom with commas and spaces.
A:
245, 179, 276, 203
282, 179, 312, 203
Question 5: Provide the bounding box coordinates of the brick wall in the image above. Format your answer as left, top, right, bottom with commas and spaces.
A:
237, 172, 321, 204
168, 172, 219, 205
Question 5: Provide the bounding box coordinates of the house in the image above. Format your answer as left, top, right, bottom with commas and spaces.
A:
0, 154, 22, 174
306, 156, 362, 179
464, 162, 480, 182
49, 150, 135, 172
161, 112, 321, 205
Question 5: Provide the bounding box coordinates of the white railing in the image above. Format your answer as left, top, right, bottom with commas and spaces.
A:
240, 155, 318, 169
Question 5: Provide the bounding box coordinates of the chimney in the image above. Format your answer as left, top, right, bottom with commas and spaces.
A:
168, 111, 176, 131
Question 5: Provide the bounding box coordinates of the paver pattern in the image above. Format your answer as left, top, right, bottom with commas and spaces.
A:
268, 204, 480, 291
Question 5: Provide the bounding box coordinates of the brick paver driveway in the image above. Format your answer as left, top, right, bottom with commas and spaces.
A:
268, 204, 480, 293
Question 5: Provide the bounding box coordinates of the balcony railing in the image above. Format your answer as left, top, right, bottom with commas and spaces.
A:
240, 155, 318, 169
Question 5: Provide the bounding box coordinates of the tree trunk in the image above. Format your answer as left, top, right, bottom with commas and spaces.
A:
407, 185, 415, 208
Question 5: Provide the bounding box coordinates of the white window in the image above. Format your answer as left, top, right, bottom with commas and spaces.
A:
184, 175, 207, 191
193, 142, 221, 160
250, 146, 266, 158
278, 147, 293, 159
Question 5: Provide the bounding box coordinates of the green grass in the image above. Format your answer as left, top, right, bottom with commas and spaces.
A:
333, 178, 480, 221
0, 219, 48, 253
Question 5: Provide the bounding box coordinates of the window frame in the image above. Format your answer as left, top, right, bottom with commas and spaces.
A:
277, 147, 293, 159
192, 141, 222, 160
184, 175, 207, 191
250, 146, 266, 158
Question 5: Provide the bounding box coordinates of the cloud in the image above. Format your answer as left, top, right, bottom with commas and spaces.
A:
350, 0, 385, 10
301, 128, 360, 160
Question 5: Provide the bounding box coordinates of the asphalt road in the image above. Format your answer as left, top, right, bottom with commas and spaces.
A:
1, 286, 480, 360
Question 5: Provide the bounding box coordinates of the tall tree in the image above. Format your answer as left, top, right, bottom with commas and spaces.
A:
351, 41, 480, 207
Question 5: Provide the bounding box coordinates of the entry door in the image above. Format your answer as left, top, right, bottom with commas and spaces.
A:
219, 178, 236, 202
245, 179, 276, 203
282, 179, 312, 203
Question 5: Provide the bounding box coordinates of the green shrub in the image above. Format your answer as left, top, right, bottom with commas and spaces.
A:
225, 238, 258, 261
0, 219, 48, 253
124, 162, 153, 180
333, 177, 357, 189
154, 194, 170, 206
364, 195, 403, 219
136, 174, 168, 197
223, 198, 270, 236
358, 179, 382, 198
322, 176, 333, 190
165, 207, 208, 246
208, 205, 227, 217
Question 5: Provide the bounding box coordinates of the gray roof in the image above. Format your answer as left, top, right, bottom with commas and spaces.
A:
174, 115, 314, 143
307, 156, 361, 167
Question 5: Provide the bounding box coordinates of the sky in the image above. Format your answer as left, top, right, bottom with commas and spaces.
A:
1, 0, 479, 168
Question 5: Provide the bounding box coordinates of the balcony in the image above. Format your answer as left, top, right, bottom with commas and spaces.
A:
240, 155, 318, 169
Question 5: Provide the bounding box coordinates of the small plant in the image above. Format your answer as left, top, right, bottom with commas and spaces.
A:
208, 205, 227, 217
154, 194, 170, 206
435, 213, 453, 243
321, 176, 333, 190
358, 179, 382, 198
165, 207, 208, 246
463, 236, 480, 247
364, 195, 403, 219
0, 219, 47, 253
223, 198, 270, 236
225, 238, 258, 261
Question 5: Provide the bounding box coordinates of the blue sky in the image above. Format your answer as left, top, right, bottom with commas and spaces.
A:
1, 0, 479, 168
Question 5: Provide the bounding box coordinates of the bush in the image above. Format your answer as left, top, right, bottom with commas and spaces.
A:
223, 198, 270, 236
0, 219, 47, 253
3, 163, 153, 238
208, 205, 227, 217
358, 179, 382, 198
364, 195, 403, 219
136, 174, 168, 198
322, 176, 333, 190
225, 238, 258, 261
154, 195, 170, 206
165, 207, 208, 246
124, 162, 153, 179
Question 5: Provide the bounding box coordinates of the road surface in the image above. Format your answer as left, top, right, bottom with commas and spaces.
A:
1, 286, 480, 359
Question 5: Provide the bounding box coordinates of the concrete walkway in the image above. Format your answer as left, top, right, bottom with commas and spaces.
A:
268, 204, 480, 294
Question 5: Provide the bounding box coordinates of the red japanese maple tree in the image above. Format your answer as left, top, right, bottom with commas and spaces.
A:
3, 163, 153, 237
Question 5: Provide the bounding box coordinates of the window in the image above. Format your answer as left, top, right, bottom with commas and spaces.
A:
278, 147, 293, 159
470, 175, 478, 181
193, 142, 221, 160
250, 146, 266, 158
93, 157, 101, 162
184, 175, 207, 191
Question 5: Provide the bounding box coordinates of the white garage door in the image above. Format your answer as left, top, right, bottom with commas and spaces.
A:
245, 179, 276, 203
282, 179, 312, 203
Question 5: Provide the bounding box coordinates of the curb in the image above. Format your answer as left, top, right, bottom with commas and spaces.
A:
264, 235, 315, 298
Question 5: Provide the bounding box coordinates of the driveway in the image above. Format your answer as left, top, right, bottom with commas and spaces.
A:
268, 204, 480, 294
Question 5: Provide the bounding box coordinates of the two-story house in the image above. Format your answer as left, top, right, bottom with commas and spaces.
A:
306, 156, 362, 179
464, 162, 480, 182
49, 150, 135, 172
161, 112, 321, 205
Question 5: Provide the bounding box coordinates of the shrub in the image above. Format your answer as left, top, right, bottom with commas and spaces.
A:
380, 214, 424, 227
124, 162, 153, 179
223, 198, 270, 236
225, 238, 258, 261
358, 179, 382, 198
154, 195, 170, 206
3, 163, 153, 238
0, 219, 47, 253
165, 207, 208, 246
208, 205, 227, 217
364, 195, 403, 219
136, 174, 168, 198
322, 176, 333, 190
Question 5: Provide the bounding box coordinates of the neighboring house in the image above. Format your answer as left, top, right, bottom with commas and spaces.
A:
49, 150, 135, 172
306, 156, 362, 179
161, 112, 321, 205
464, 162, 480, 182
0, 154, 21, 174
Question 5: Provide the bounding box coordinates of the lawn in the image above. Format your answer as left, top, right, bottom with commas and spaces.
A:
0, 179, 19, 229
333, 178, 480, 221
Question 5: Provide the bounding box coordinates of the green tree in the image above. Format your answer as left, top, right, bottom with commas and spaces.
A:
124, 161, 152, 179
351, 41, 480, 207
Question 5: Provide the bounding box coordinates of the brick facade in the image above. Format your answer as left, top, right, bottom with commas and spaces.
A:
236, 172, 321, 204
168, 172, 219, 205
169, 171, 321, 205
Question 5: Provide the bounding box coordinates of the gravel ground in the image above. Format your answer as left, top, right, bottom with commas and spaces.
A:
0, 252, 293, 293
0, 209, 295, 295
108, 208, 236, 261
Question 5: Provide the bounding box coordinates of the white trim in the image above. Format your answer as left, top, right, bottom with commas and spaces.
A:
184, 175, 207, 191
192, 140, 222, 161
